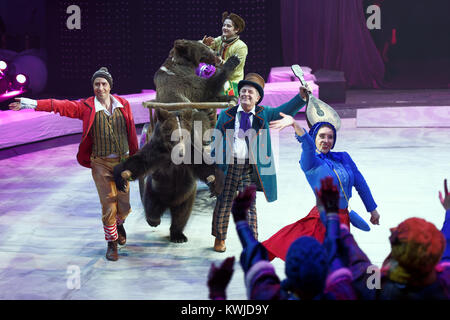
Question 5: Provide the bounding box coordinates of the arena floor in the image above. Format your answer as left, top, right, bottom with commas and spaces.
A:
1, 113, 449, 299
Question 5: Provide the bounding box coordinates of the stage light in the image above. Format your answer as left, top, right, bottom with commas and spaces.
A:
10, 73, 28, 91
0, 62, 29, 102
16, 74, 27, 84
11, 54, 47, 94
0, 61, 7, 79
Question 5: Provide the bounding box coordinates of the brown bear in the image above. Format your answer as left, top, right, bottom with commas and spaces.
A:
154, 39, 240, 105
113, 39, 239, 243
113, 108, 224, 243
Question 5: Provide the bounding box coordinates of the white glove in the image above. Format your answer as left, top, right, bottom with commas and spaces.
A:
20, 98, 38, 109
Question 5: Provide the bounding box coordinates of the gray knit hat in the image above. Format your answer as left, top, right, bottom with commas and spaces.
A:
91, 67, 113, 88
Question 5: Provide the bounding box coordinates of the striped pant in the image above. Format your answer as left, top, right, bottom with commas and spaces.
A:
212, 162, 258, 241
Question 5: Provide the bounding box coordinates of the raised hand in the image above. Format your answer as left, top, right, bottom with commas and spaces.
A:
299, 84, 311, 100
202, 35, 214, 46
207, 256, 235, 299
231, 184, 257, 223
269, 112, 295, 131
439, 179, 450, 210
316, 176, 340, 214
8, 98, 22, 111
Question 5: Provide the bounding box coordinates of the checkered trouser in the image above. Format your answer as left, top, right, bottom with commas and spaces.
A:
212, 163, 257, 241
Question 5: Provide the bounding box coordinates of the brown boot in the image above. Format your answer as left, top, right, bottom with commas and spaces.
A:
117, 224, 126, 245
106, 240, 118, 261
214, 238, 226, 252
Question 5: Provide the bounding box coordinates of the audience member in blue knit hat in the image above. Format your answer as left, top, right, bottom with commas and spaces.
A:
281, 236, 329, 299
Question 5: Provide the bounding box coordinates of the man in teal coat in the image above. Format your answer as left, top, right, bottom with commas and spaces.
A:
211, 72, 309, 252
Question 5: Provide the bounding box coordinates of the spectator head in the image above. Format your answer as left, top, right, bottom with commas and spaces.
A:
383, 217, 445, 284
282, 236, 328, 299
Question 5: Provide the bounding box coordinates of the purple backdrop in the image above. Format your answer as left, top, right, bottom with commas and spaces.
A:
280, 0, 385, 88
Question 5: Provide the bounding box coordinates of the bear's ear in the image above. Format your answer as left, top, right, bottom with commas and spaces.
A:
174, 39, 182, 47
174, 39, 187, 55
155, 108, 170, 122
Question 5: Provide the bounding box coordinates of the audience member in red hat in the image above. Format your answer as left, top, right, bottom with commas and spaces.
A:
327, 179, 450, 299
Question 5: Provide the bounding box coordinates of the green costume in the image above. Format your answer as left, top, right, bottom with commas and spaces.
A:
209, 36, 248, 96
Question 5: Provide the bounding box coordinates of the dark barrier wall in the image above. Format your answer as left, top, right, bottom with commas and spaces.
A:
44, 0, 283, 97
0, 0, 46, 52
2, 0, 449, 96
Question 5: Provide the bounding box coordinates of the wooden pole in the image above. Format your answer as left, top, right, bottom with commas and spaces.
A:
142, 101, 233, 111
141, 100, 234, 143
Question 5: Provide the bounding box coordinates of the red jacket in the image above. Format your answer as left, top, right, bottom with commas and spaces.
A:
36, 95, 139, 168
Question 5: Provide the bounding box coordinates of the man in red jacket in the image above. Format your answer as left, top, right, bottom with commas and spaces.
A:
9, 67, 139, 261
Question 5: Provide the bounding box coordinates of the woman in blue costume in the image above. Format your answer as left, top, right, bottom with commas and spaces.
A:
262, 113, 380, 261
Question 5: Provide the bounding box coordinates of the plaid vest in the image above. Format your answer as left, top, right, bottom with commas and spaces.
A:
91, 108, 129, 157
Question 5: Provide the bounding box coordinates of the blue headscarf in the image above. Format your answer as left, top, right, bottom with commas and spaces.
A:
308, 122, 337, 149
282, 236, 328, 298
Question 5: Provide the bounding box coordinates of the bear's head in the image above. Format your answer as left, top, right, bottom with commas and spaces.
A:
171, 39, 216, 68
150, 108, 194, 160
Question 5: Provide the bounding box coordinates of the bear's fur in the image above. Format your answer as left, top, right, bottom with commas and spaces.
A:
154, 39, 240, 104
114, 109, 224, 243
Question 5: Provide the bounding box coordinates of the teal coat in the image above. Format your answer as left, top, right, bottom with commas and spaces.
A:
212, 94, 306, 202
